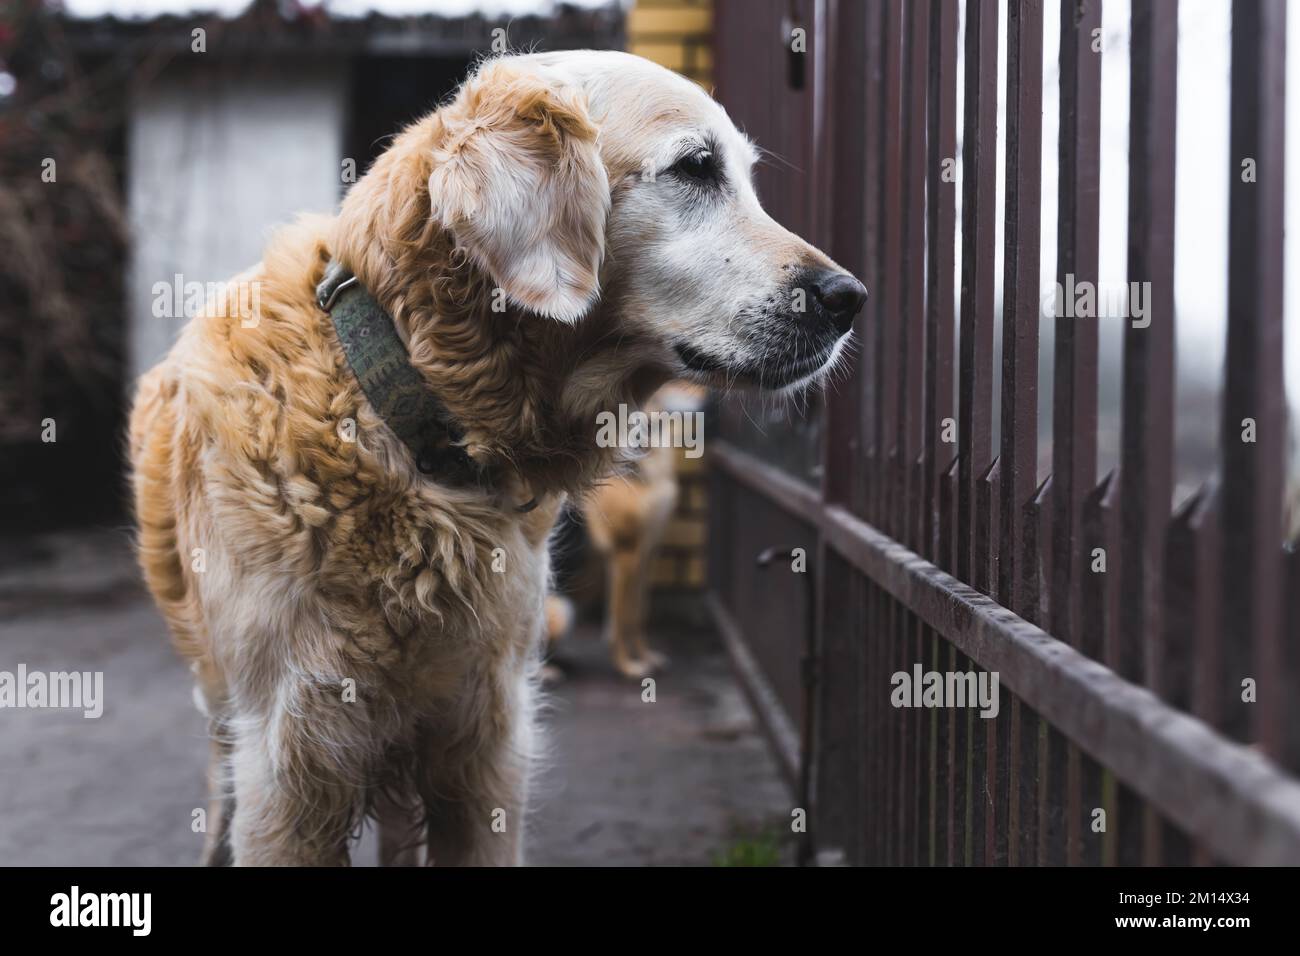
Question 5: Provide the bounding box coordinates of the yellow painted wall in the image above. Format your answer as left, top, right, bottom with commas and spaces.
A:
627, 0, 713, 88
629, 0, 714, 591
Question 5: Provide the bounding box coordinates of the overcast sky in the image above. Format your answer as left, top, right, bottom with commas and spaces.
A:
59, 0, 618, 17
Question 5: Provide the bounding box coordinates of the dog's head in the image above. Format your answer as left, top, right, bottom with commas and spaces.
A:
422, 51, 865, 391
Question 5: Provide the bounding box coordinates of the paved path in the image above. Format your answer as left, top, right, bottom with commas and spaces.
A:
0, 531, 791, 866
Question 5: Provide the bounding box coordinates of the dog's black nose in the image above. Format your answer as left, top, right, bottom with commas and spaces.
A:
811, 271, 868, 334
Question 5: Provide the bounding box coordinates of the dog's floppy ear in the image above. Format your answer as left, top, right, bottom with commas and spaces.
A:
428, 61, 609, 323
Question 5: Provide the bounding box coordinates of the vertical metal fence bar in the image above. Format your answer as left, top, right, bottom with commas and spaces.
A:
999, 0, 1043, 626
1051, 0, 1101, 653
1054, 4, 1104, 857
937, 459, 959, 860
864, 0, 894, 865
1120, 0, 1178, 863
913, 604, 928, 864
972, 458, 998, 862
877, 0, 906, 537
981, 459, 1011, 863
1163, 490, 1210, 713
867, 578, 885, 863
926, 42, 960, 873
858, 0, 886, 864
1188, 486, 1224, 866
902, 0, 932, 864
1119, 0, 1176, 690
1006, 696, 1026, 864
810, 0, 853, 863
1150, 488, 1208, 847
929, 627, 943, 863
903, 0, 930, 536
853, 573, 870, 863
1029, 478, 1060, 868
1082, 469, 1121, 864
957, 0, 999, 584
1222, 0, 1287, 756
948, 641, 967, 863
812, 0, 872, 864
950, 0, 999, 865
986, 682, 1010, 865
977, 460, 1001, 599
1285, 550, 1300, 775
1079, 479, 1117, 667
820, 0, 867, 511
854, 0, 883, 523
862, 0, 887, 525
888, 593, 903, 862
882, 584, 897, 864
925, 0, 960, 562
910, 514, 929, 862
1001, 0, 1045, 866
1188, 489, 1223, 726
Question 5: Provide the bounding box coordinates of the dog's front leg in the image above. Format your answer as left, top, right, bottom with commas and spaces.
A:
200, 732, 235, 866
376, 786, 425, 867
422, 669, 538, 866
227, 689, 370, 866
423, 761, 528, 867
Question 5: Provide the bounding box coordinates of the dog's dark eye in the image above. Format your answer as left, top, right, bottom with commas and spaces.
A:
669, 149, 717, 184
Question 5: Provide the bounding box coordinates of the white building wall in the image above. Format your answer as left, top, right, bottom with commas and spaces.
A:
127, 61, 348, 381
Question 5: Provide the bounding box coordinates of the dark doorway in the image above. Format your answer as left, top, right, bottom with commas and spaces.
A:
346, 55, 473, 177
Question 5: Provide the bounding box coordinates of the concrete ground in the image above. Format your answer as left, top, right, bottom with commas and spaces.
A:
0, 530, 791, 866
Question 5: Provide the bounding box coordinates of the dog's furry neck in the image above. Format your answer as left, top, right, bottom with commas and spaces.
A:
333, 117, 667, 499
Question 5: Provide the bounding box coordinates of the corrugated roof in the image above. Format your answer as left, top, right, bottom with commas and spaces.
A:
61, 0, 624, 20
57, 0, 626, 55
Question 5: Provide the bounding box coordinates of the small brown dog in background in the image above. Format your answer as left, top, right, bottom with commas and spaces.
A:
547, 383, 702, 678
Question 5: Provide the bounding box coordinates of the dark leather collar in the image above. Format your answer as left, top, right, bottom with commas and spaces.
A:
317, 262, 539, 512
316, 262, 488, 491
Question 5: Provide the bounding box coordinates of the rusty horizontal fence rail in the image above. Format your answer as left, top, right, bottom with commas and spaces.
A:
713, 442, 1300, 866
710, 591, 802, 789
709, 0, 1296, 865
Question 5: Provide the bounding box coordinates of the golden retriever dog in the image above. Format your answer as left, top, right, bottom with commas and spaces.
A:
128, 50, 865, 866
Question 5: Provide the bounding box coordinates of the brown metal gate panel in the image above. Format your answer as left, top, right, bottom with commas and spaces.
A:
709, 0, 1300, 866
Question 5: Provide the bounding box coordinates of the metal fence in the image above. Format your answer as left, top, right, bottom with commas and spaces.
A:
708, 0, 1300, 865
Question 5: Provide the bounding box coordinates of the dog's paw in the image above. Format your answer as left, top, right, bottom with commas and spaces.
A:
640, 649, 670, 671
614, 658, 654, 680
614, 651, 668, 680
544, 594, 575, 645
540, 663, 567, 685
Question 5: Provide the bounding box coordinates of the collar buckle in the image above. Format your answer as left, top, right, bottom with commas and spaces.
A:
318, 274, 359, 313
